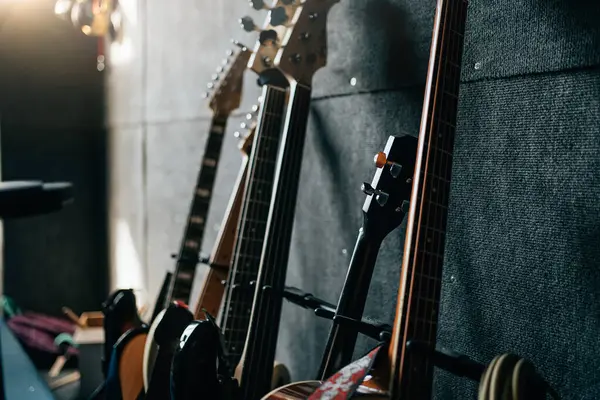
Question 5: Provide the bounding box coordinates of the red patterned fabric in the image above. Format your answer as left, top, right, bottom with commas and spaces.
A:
308, 345, 383, 400
7, 312, 78, 356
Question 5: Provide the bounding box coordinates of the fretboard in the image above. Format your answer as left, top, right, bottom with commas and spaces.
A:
167, 114, 229, 305
389, 0, 468, 398
239, 82, 312, 400
219, 84, 288, 367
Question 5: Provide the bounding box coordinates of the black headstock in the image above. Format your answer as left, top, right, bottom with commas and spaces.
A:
361, 135, 417, 239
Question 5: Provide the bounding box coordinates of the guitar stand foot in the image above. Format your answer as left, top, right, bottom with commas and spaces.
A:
405, 340, 485, 382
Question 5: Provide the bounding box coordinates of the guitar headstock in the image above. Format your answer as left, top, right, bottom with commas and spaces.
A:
205, 42, 252, 115
362, 135, 418, 239
274, 0, 340, 85
241, 0, 302, 75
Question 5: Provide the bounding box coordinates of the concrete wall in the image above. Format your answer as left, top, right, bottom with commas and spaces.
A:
106, 0, 263, 309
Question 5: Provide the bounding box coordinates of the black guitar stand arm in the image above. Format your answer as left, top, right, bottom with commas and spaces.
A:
406, 340, 486, 382
282, 286, 393, 342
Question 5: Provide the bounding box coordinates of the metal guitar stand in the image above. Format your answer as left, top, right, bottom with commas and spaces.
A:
282, 287, 488, 383
282, 286, 393, 342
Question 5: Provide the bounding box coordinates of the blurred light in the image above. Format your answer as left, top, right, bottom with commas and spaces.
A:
54, 0, 74, 19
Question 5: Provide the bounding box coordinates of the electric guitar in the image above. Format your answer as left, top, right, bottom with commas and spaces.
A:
232, 1, 345, 398
169, 122, 256, 400
261, 0, 469, 398
113, 44, 252, 400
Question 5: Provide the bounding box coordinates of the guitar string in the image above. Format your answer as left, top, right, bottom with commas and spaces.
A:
407, 0, 450, 394
225, 85, 285, 363
224, 86, 273, 357
235, 84, 288, 382
241, 84, 300, 396
242, 83, 310, 398
406, 0, 462, 395
222, 86, 272, 359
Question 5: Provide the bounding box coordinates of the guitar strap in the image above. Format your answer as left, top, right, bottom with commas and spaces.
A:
308, 344, 384, 400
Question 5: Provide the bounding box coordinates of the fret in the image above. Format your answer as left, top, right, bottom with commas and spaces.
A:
195, 188, 211, 198
174, 271, 194, 283
189, 215, 205, 225
203, 158, 217, 167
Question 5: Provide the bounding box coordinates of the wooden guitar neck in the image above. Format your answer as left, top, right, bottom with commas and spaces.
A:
193, 129, 253, 320
386, 0, 469, 398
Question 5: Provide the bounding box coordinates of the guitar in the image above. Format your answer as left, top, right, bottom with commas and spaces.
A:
261, 0, 469, 398
113, 44, 252, 400
169, 122, 255, 400
232, 1, 344, 398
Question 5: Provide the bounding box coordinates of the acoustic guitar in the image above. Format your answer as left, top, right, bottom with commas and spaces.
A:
261, 0, 469, 398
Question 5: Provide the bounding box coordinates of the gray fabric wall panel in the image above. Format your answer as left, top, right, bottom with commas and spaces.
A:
436, 68, 600, 398
279, 89, 425, 378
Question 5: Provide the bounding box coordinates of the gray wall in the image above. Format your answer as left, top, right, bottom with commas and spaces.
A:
106, 0, 262, 308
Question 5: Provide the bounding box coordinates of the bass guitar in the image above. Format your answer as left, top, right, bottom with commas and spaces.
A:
232, 0, 347, 398
261, 0, 469, 398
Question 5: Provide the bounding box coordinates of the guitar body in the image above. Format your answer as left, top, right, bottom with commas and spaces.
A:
144, 303, 194, 399
117, 331, 147, 400
102, 289, 144, 377
261, 381, 388, 399
271, 361, 291, 391
142, 309, 163, 391
171, 319, 291, 400
171, 320, 239, 400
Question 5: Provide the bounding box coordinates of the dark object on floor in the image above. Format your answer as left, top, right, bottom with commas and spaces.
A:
1, 320, 54, 399
0, 179, 75, 398
0, 181, 74, 219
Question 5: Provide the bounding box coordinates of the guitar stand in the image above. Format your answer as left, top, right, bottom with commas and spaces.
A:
281, 286, 393, 342
405, 340, 486, 382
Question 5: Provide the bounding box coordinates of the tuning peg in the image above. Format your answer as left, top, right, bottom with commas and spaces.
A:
251, 104, 260, 113
269, 6, 288, 26
231, 39, 249, 50
216, 66, 224, 73
246, 113, 253, 120
400, 200, 410, 213
202, 92, 209, 99
207, 82, 214, 89
234, 131, 243, 138
211, 73, 219, 81
249, 0, 265, 10
361, 182, 389, 207
240, 122, 249, 129
259, 29, 278, 46
240, 16, 258, 32
374, 152, 403, 178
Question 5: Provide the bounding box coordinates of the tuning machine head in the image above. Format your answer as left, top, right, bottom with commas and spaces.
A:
361, 182, 389, 207
374, 151, 403, 178
240, 16, 259, 32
